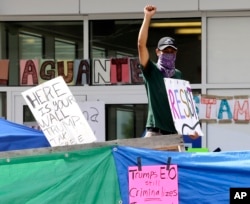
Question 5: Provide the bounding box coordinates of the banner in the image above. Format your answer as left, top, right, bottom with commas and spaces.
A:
164, 78, 203, 136
14, 57, 142, 86
21, 76, 96, 146
195, 95, 250, 123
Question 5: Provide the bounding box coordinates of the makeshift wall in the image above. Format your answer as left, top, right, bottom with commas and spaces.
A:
0, 145, 250, 204
0, 146, 121, 204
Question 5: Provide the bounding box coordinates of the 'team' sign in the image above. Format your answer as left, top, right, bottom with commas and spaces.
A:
194, 94, 250, 123
164, 78, 203, 136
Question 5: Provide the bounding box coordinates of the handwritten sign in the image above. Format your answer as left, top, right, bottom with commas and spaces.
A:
198, 95, 218, 121
20, 59, 39, 85
164, 78, 203, 136
128, 165, 179, 204
78, 101, 105, 142
21, 76, 96, 146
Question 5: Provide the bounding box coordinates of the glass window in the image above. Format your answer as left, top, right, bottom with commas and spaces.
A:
116, 51, 134, 58
90, 18, 201, 83
0, 92, 7, 118
4, 21, 83, 86
55, 38, 76, 59
19, 32, 43, 59
116, 108, 134, 139
106, 104, 147, 140
92, 46, 106, 58
23, 105, 41, 129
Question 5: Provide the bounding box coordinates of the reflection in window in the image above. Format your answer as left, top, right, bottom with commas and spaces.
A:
23, 105, 40, 129
106, 104, 147, 140
5, 21, 83, 86
19, 32, 43, 59
23, 105, 36, 122
116, 109, 134, 139
116, 51, 134, 58
92, 46, 106, 58
55, 38, 76, 59
0, 92, 7, 118
90, 20, 139, 59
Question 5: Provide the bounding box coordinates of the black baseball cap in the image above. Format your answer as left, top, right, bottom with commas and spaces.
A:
157, 37, 177, 50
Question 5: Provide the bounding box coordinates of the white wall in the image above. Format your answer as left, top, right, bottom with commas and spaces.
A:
207, 17, 250, 84
0, 0, 79, 15
206, 16, 250, 151
200, 0, 250, 11
1, 0, 250, 16
80, 0, 198, 14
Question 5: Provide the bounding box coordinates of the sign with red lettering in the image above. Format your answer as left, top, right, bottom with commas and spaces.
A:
0, 59, 9, 85
128, 165, 179, 204
110, 58, 130, 84
164, 78, 203, 136
20, 59, 39, 85
21, 76, 96, 146
199, 95, 217, 121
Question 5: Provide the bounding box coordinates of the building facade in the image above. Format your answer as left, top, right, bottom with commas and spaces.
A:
0, 0, 250, 151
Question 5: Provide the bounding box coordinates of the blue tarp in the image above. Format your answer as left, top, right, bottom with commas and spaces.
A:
113, 146, 250, 204
0, 118, 50, 151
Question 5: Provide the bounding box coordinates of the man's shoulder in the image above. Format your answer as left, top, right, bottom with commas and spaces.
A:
174, 68, 182, 78
146, 60, 157, 68
140, 60, 157, 73
175, 68, 181, 73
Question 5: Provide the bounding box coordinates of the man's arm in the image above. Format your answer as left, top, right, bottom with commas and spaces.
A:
138, 5, 156, 68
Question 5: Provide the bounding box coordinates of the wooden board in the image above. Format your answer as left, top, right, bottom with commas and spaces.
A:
0, 134, 184, 159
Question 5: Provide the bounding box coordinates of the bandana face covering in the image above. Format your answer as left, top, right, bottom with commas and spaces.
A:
157, 53, 176, 78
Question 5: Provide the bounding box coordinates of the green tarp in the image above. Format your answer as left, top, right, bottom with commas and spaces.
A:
0, 146, 121, 204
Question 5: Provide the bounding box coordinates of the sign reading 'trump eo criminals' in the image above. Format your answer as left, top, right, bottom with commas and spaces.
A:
22, 76, 96, 146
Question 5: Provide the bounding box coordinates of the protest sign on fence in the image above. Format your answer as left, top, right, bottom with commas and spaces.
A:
128, 165, 179, 204
22, 76, 96, 146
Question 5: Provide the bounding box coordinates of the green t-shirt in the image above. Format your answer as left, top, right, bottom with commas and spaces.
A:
140, 60, 182, 133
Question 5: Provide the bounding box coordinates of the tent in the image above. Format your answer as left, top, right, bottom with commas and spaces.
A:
0, 118, 50, 151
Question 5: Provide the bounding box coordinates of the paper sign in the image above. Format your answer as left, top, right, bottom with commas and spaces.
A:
110, 58, 130, 84
78, 101, 105, 142
20, 59, 39, 85
92, 58, 111, 85
164, 78, 203, 136
21, 76, 96, 146
199, 95, 217, 121
128, 165, 179, 204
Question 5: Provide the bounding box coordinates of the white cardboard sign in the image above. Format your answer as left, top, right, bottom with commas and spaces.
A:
22, 76, 96, 146
164, 78, 203, 136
